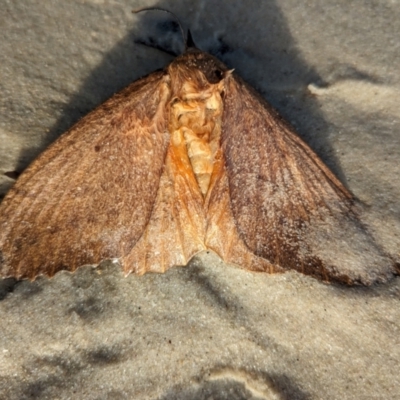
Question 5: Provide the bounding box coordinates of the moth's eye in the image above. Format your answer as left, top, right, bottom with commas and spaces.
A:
220, 90, 225, 99
214, 69, 223, 80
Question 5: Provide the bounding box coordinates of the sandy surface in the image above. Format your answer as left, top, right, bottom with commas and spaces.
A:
1, 1, 399, 399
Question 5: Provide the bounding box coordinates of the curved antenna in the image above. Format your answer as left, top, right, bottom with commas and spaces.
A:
186, 30, 196, 48
132, 7, 187, 50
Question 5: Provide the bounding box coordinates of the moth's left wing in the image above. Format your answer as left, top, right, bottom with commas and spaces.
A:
221, 74, 396, 284
0, 71, 172, 279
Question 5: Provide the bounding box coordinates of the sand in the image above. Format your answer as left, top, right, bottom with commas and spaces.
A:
0, 1, 399, 399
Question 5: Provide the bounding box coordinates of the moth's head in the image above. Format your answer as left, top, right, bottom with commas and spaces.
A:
167, 47, 230, 99
175, 47, 229, 82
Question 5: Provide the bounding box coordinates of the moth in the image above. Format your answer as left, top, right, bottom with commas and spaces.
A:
0, 30, 397, 285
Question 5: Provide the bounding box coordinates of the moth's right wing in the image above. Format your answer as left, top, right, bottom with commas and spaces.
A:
221, 74, 396, 285
0, 71, 171, 279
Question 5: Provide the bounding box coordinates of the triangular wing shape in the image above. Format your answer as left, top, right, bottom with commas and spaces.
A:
0, 72, 171, 279
221, 74, 395, 284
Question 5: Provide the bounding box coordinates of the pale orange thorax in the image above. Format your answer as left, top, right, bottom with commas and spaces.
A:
168, 76, 224, 197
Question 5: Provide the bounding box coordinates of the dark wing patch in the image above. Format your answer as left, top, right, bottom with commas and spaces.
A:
222, 74, 395, 284
0, 71, 170, 279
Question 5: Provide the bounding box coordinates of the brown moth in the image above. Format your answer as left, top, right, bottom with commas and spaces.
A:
0, 31, 397, 285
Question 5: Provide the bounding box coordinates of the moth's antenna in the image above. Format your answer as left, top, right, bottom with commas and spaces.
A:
186, 30, 196, 49
132, 7, 187, 50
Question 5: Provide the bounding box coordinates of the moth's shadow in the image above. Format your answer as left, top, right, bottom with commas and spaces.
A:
14, 0, 346, 186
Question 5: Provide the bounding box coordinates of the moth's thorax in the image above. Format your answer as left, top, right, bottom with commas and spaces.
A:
168, 76, 224, 197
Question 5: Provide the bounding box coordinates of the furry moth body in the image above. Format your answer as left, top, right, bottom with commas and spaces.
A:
0, 45, 397, 284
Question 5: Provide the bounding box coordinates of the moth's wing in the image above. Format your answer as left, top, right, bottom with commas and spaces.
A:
0, 71, 170, 279
222, 74, 395, 284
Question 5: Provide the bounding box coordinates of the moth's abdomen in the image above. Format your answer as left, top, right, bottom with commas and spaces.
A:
169, 85, 224, 197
